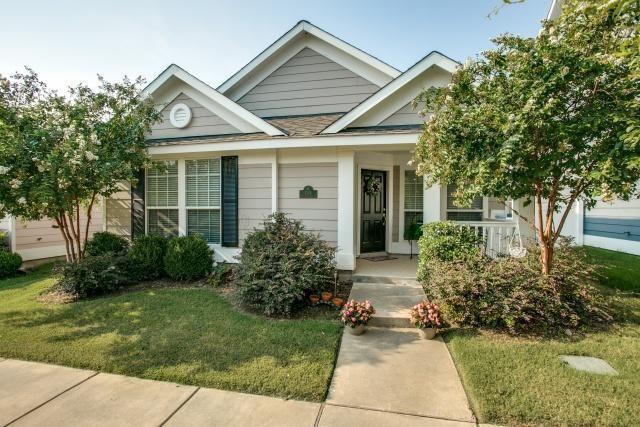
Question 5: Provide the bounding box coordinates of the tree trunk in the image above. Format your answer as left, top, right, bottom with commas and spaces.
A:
540, 239, 553, 275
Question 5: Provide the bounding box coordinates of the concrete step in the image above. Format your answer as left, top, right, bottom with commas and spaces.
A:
352, 275, 419, 286
348, 281, 425, 329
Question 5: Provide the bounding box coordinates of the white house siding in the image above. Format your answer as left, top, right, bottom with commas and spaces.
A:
238, 163, 272, 242
278, 162, 338, 245
149, 93, 242, 139
105, 182, 132, 237
14, 202, 103, 261
237, 48, 380, 118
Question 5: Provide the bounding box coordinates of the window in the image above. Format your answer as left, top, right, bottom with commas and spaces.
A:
404, 170, 423, 234
446, 185, 483, 221
146, 161, 179, 237
186, 158, 221, 243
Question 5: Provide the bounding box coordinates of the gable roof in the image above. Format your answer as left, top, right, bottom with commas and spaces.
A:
142, 64, 285, 136
217, 20, 401, 100
321, 51, 459, 134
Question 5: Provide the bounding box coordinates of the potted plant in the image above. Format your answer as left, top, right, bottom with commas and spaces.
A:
340, 300, 375, 335
332, 296, 344, 307
321, 291, 333, 302
403, 221, 423, 260
409, 300, 442, 340
309, 294, 320, 305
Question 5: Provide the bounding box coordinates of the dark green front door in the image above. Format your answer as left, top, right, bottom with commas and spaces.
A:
361, 169, 386, 253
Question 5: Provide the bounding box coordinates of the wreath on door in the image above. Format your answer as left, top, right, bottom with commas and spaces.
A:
365, 176, 382, 196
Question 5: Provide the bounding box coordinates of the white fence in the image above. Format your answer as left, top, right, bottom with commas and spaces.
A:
457, 220, 519, 258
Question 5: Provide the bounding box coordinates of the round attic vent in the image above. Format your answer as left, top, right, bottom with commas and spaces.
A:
169, 103, 192, 128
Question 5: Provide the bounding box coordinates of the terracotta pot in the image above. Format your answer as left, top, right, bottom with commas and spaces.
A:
418, 327, 437, 340
309, 294, 320, 305
332, 297, 344, 308
321, 292, 332, 302
347, 324, 366, 335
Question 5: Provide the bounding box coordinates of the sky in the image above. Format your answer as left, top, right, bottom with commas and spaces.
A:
1, 0, 551, 92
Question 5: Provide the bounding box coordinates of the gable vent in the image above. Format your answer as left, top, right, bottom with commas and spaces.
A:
169, 103, 192, 128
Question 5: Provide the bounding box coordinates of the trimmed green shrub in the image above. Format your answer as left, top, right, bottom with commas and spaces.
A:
163, 235, 213, 281
423, 243, 611, 334
207, 263, 235, 287
418, 221, 483, 282
236, 212, 336, 317
128, 234, 168, 280
0, 250, 22, 278
85, 231, 129, 257
57, 255, 132, 298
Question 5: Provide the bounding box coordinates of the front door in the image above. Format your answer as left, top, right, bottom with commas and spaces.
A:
360, 169, 386, 253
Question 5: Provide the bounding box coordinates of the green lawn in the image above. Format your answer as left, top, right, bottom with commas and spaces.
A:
585, 245, 640, 292
446, 247, 640, 426
0, 265, 342, 401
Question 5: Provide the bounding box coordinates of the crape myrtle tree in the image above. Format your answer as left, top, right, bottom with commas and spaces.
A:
413, 0, 640, 274
0, 70, 160, 262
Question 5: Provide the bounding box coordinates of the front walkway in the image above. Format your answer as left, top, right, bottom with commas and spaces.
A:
0, 357, 474, 426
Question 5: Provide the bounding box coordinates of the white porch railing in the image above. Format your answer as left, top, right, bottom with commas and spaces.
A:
457, 220, 519, 258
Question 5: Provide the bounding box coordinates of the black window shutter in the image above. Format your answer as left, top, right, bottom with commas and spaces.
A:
221, 156, 238, 247
131, 168, 145, 239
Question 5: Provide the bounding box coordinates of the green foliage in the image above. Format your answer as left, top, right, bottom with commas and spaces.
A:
236, 212, 336, 317
413, 0, 640, 273
127, 234, 168, 280
417, 221, 482, 282
0, 250, 22, 278
207, 263, 234, 287
403, 221, 423, 242
423, 243, 611, 334
85, 231, 129, 257
163, 235, 213, 281
56, 255, 132, 298
0, 70, 160, 261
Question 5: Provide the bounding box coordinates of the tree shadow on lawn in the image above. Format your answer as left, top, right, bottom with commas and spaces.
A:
0, 288, 343, 400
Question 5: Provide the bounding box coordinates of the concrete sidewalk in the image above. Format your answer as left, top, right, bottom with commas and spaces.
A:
0, 358, 474, 427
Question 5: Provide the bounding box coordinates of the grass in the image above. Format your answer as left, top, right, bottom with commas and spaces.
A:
446, 248, 640, 426
584, 245, 640, 292
0, 265, 342, 401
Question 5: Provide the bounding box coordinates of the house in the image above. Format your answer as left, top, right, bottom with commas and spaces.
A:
98, 20, 531, 271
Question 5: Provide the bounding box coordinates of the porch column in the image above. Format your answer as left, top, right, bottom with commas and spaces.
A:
337, 150, 356, 271
423, 179, 441, 223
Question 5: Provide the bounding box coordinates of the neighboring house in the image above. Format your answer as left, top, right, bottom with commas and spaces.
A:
546, 0, 640, 255
98, 20, 530, 271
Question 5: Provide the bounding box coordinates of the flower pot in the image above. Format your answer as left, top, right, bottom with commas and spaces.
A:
321, 292, 332, 302
309, 294, 320, 305
418, 327, 437, 340
347, 324, 366, 335
332, 297, 344, 308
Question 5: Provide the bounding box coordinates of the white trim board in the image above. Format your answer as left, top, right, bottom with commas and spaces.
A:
322, 52, 459, 134
143, 64, 284, 136
148, 133, 420, 156
218, 20, 400, 99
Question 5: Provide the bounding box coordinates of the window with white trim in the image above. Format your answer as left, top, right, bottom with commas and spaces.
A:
446, 184, 483, 221
146, 160, 179, 237
404, 170, 423, 234
186, 158, 221, 243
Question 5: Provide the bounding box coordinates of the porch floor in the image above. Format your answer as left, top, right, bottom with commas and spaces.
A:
354, 254, 418, 279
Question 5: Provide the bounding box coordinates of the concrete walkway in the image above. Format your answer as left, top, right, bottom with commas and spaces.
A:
0, 357, 474, 427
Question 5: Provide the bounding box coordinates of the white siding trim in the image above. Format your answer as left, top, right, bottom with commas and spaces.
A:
16, 245, 66, 261
584, 235, 640, 256
148, 132, 420, 155
271, 151, 278, 213
177, 159, 187, 236
337, 151, 356, 270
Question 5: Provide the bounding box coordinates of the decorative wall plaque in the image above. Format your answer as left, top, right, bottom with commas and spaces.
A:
299, 185, 318, 199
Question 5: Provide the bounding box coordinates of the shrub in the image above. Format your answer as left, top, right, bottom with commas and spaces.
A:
163, 235, 213, 281
0, 250, 22, 278
85, 231, 129, 257
57, 255, 132, 298
207, 263, 235, 287
236, 212, 336, 316
423, 243, 611, 334
418, 221, 483, 282
128, 234, 168, 280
